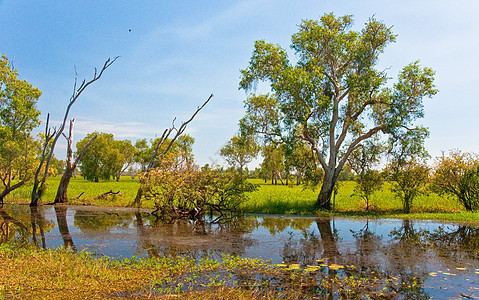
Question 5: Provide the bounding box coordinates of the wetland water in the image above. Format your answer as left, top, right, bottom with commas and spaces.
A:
1, 204, 478, 298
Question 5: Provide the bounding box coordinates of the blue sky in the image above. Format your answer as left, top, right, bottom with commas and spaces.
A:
1, 0, 478, 167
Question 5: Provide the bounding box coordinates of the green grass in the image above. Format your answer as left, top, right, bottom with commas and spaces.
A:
241, 179, 318, 215
4, 175, 154, 208
243, 179, 479, 223
4, 176, 479, 223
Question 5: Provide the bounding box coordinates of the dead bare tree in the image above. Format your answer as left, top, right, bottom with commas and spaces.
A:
54, 119, 97, 204
31, 57, 118, 206
132, 93, 213, 207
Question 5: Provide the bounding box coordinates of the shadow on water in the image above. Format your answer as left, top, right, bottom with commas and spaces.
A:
0, 204, 478, 298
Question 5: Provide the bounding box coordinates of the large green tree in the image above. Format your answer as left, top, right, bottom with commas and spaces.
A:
239, 13, 436, 210
0, 54, 42, 203
77, 132, 135, 182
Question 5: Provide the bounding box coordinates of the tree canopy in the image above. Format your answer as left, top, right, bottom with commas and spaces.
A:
220, 134, 259, 172
0, 54, 42, 203
77, 132, 135, 182
239, 13, 437, 210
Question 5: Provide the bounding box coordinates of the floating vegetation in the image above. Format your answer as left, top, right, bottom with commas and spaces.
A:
0, 243, 440, 299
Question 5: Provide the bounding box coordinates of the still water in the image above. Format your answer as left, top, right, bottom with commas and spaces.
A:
1, 204, 478, 298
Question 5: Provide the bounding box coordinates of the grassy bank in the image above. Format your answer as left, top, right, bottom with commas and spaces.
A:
5, 176, 154, 208
0, 243, 429, 299
242, 179, 479, 223
4, 176, 479, 222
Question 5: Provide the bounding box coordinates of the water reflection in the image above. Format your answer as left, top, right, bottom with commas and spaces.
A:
30, 206, 47, 249
55, 206, 76, 251
0, 207, 29, 244
132, 211, 257, 259
0, 205, 477, 298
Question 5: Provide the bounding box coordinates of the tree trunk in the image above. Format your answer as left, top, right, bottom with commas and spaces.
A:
316, 170, 335, 210
55, 168, 74, 204
131, 176, 145, 207
404, 194, 411, 214
31, 58, 118, 207
30, 185, 42, 207
0, 188, 13, 206
55, 120, 97, 204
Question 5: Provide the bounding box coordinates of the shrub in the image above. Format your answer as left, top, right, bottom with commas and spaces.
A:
140, 165, 258, 221
431, 150, 479, 211
387, 159, 430, 214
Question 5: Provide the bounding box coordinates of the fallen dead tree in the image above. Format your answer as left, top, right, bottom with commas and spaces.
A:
142, 166, 257, 222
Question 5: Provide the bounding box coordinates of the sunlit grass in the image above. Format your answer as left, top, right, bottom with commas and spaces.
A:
5, 175, 152, 208
242, 179, 479, 223
241, 179, 318, 215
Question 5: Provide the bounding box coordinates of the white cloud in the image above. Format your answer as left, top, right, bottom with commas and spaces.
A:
74, 119, 161, 139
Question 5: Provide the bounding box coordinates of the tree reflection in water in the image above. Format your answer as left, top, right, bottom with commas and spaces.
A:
55, 206, 76, 251
133, 212, 258, 260
428, 225, 479, 260
0, 206, 55, 247
0, 206, 478, 298
30, 206, 47, 248
0, 207, 28, 244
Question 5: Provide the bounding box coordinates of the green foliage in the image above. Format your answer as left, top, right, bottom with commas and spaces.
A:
0, 54, 42, 201
353, 170, 384, 211
284, 140, 322, 186
260, 142, 286, 185
140, 165, 258, 220
239, 13, 437, 209
220, 134, 259, 172
77, 132, 136, 182
432, 150, 479, 211
348, 139, 384, 211
134, 134, 195, 173
387, 159, 430, 214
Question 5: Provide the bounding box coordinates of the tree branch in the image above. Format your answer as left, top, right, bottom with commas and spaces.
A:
74, 134, 98, 167
337, 125, 384, 172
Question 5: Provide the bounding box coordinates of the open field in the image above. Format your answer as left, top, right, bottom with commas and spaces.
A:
5, 176, 151, 208
242, 179, 479, 222
4, 176, 479, 222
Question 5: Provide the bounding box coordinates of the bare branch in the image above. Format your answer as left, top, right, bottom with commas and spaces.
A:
73, 134, 98, 166
157, 93, 214, 163
32, 57, 118, 205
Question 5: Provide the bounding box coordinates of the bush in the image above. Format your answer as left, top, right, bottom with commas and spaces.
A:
432, 150, 479, 211
140, 165, 258, 221
387, 159, 430, 214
